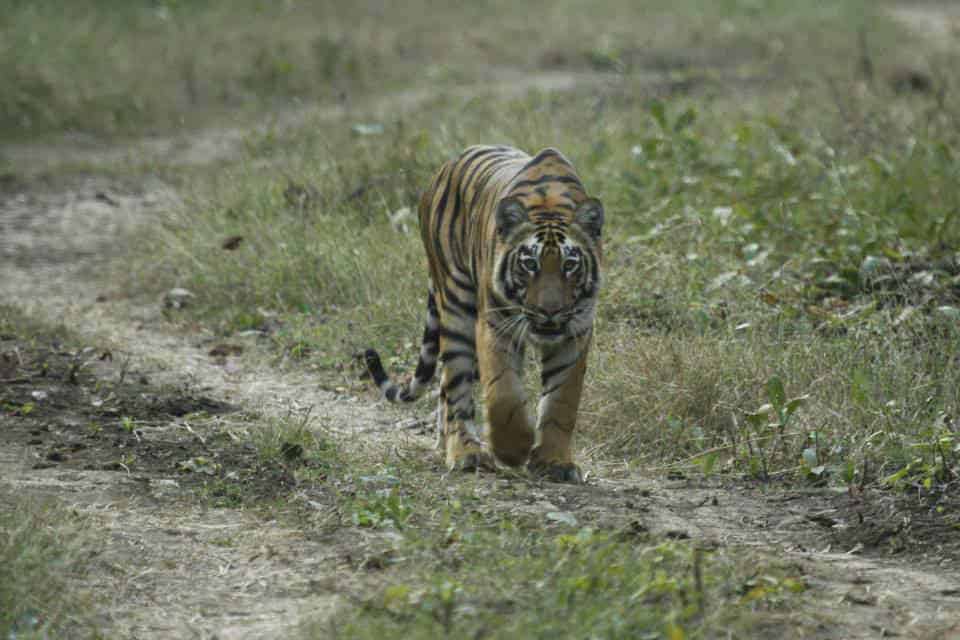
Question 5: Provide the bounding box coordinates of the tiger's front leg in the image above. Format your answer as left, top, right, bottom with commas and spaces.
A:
529, 334, 591, 483
437, 306, 495, 473
476, 320, 535, 467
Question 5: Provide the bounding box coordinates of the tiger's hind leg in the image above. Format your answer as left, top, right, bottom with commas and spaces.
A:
528, 335, 591, 484
436, 292, 495, 472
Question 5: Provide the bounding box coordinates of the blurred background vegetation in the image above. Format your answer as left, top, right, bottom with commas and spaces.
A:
0, 0, 906, 138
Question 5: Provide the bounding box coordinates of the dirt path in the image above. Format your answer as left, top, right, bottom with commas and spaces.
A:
3, 19, 960, 638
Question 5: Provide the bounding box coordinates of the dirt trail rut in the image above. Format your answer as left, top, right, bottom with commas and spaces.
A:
3, 20, 960, 638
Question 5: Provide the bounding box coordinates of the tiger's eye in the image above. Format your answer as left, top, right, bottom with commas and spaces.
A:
521, 257, 539, 273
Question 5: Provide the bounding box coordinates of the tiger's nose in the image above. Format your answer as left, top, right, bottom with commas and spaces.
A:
531, 305, 563, 325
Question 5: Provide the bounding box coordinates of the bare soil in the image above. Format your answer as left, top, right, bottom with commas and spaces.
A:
2, 10, 960, 638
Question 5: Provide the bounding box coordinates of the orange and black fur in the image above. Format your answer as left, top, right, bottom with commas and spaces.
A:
363, 145, 603, 483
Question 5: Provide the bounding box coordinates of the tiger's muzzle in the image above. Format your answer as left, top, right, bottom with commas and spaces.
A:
524, 305, 574, 344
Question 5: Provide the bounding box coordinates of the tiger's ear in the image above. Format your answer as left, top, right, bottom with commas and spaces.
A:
574, 198, 604, 240
496, 196, 527, 239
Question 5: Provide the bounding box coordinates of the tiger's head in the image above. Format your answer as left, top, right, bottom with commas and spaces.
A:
491, 195, 604, 347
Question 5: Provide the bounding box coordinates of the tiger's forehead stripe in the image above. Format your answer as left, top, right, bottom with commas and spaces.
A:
505, 150, 587, 250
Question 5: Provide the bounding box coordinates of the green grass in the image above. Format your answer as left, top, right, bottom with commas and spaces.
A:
300, 454, 811, 639
0, 492, 98, 638
328, 533, 805, 639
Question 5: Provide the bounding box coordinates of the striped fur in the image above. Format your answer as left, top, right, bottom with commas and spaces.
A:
364, 145, 603, 482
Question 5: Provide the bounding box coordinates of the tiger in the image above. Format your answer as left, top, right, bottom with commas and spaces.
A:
363, 145, 603, 483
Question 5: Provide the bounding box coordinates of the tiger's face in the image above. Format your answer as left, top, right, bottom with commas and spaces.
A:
493, 196, 603, 347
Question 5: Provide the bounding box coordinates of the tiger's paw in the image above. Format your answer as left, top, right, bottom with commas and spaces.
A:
445, 422, 496, 473
448, 450, 497, 473
528, 459, 584, 484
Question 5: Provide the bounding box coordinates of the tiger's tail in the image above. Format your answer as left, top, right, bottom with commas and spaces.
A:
362, 288, 439, 402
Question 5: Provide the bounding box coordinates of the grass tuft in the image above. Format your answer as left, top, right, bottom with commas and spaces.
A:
0, 492, 97, 638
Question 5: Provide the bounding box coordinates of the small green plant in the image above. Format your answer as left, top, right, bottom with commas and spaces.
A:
747, 377, 808, 435
177, 456, 221, 475
884, 415, 960, 491
209, 536, 237, 548
114, 453, 136, 472
739, 574, 807, 606
351, 489, 413, 529
4, 401, 34, 416
744, 376, 809, 479
200, 479, 245, 508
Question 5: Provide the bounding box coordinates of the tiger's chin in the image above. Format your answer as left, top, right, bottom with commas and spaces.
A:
527, 325, 570, 346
